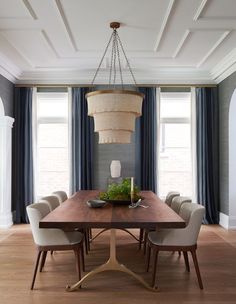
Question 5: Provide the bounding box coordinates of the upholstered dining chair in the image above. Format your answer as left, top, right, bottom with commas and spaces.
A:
27, 202, 84, 290
52, 191, 68, 204
165, 191, 180, 206
171, 196, 191, 214
39, 195, 60, 211
146, 203, 205, 289
140, 191, 181, 252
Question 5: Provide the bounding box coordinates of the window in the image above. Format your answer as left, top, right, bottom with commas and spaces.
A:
35, 92, 69, 198
158, 92, 192, 198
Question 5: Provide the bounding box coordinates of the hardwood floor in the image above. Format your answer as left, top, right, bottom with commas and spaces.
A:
0, 225, 236, 304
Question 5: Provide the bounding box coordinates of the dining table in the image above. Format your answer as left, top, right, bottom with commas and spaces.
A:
39, 190, 185, 291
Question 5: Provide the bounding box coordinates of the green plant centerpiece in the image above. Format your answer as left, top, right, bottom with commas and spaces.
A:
99, 178, 141, 202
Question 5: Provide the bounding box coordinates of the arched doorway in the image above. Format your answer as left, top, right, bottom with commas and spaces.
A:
229, 89, 236, 229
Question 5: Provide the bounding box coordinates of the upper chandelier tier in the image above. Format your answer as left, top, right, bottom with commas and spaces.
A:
86, 22, 144, 144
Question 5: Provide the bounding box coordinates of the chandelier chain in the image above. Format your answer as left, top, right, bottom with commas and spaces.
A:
91, 26, 137, 87
109, 31, 115, 85
116, 31, 124, 89
116, 32, 137, 87
91, 31, 113, 86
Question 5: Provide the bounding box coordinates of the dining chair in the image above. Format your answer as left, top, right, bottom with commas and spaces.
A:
146, 203, 205, 289
39, 195, 60, 211
48, 193, 90, 255
165, 191, 180, 206
51, 191, 68, 204
27, 202, 84, 290
140, 191, 181, 252
171, 196, 191, 214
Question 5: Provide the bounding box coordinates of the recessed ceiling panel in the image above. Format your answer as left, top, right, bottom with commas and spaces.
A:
0, 0, 32, 19
201, 0, 236, 18
176, 30, 229, 66
60, 0, 172, 51
1, 30, 58, 66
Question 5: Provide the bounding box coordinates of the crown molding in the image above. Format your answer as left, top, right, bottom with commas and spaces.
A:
15, 67, 215, 85
0, 53, 21, 83
210, 48, 236, 83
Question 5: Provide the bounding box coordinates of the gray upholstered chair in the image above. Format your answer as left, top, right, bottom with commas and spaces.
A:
39, 195, 60, 211
171, 196, 191, 214
27, 202, 84, 290
146, 203, 205, 289
165, 191, 180, 206
52, 191, 68, 204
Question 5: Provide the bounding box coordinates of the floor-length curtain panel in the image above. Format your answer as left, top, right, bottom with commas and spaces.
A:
71, 87, 94, 192
196, 87, 219, 224
135, 87, 157, 192
13, 87, 34, 223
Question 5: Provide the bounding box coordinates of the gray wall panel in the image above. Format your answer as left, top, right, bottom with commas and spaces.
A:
0, 75, 14, 117
218, 71, 236, 215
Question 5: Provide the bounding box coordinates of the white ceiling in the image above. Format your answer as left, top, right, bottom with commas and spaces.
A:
0, 0, 236, 84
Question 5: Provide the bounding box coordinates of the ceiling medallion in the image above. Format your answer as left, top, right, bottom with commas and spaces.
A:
86, 22, 144, 144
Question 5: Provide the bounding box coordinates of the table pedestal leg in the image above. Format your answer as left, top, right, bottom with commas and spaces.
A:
66, 229, 157, 292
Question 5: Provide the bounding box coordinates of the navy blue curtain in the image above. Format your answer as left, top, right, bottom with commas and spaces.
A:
12, 87, 34, 223
71, 87, 94, 192
135, 87, 157, 192
196, 87, 219, 224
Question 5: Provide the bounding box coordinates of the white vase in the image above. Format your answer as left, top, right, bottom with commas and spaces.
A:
110, 160, 121, 178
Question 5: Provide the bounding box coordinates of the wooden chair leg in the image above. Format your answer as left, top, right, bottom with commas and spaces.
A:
87, 229, 91, 251
146, 243, 151, 272
81, 243, 85, 272
139, 228, 144, 250
183, 251, 190, 272
190, 249, 203, 289
178, 251, 181, 256
152, 249, 159, 288
143, 230, 148, 255
50, 250, 53, 255
39, 251, 47, 272
74, 249, 81, 280
31, 251, 42, 290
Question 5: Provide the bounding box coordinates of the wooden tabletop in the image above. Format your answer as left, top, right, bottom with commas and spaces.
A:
39, 190, 185, 229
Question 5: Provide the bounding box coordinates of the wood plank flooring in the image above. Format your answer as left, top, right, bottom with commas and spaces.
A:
0, 225, 236, 304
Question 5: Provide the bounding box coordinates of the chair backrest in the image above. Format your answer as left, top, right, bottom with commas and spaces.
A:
171, 196, 191, 214
26, 202, 69, 246
51, 191, 68, 204
177, 203, 205, 245
165, 191, 180, 206
39, 195, 60, 211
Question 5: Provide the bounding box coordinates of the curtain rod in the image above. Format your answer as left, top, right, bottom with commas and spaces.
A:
15, 83, 217, 88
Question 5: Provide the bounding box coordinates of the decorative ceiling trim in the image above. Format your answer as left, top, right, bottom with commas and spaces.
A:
193, 0, 208, 21
197, 30, 231, 67
54, 0, 79, 52
22, 0, 38, 20
41, 30, 60, 58
211, 48, 236, 83
172, 30, 191, 58
154, 0, 175, 51
0, 52, 21, 83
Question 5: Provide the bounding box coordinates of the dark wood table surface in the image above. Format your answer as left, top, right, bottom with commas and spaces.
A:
39, 190, 185, 230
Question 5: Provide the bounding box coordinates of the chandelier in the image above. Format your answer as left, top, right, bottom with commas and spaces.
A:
86, 22, 144, 144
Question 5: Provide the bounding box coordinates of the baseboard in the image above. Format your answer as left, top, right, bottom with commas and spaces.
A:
219, 212, 229, 229
219, 212, 236, 230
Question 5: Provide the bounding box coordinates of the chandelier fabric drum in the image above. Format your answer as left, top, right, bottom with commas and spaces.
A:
86, 22, 144, 144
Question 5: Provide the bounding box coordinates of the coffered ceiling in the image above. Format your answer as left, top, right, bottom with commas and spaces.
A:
0, 0, 236, 84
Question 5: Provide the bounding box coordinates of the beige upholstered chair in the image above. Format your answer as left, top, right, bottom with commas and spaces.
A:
27, 202, 84, 290
39, 195, 60, 211
146, 203, 205, 289
165, 191, 180, 206
171, 196, 191, 214
140, 191, 181, 252
52, 191, 68, 204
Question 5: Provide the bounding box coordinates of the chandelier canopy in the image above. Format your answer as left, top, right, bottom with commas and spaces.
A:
86, 22, 144, 144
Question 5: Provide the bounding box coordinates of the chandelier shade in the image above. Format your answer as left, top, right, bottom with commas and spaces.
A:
86, 22, 144, 144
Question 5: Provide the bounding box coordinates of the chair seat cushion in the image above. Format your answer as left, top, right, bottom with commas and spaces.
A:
66, 231, 83, 245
